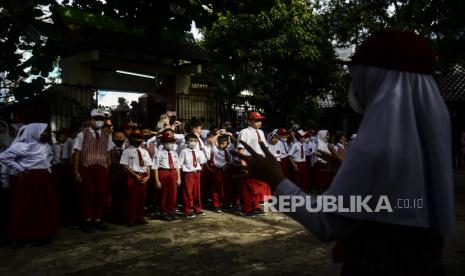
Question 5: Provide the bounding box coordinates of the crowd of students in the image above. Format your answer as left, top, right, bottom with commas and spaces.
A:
0, 108, 355, 245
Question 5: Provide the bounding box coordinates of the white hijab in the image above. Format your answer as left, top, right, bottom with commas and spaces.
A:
12, 124, 27, 144
11, 123, 52, 166
316, 130, 329, 163
326, 65, 454, 236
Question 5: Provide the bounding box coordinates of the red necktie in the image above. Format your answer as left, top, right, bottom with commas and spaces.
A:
256, 130, 262, 143
301, 145, 304, 159
197, 137, 204, 150
210, 147, 214, 161
95, 131, 100, 140
137, 149, 144, 167
192, 150, 198, 167
168, 151, 174, 169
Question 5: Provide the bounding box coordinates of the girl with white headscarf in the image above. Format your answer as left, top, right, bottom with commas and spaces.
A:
0, 123, 59, 242
239, 31, 453, 275
314, 130, 333, 192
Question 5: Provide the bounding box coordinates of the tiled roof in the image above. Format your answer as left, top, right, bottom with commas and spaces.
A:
435, 65, 465, 102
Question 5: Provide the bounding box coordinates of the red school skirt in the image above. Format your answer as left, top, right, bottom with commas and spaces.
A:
8, 169, 59, 241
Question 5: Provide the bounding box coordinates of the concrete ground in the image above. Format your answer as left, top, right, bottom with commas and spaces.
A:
0, 171, 464, 276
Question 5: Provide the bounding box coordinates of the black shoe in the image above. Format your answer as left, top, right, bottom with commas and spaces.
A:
185, 212, 196, 219
160, 214, 172, 221
212, 207, 223, 213
136, 220, 149, 225
254, 208, 266, 216
93, 220, 110, 231
195, 211, 206, 216
222, 205, 234, 213
80, 221, 95, 233
169, 213, 178, 220
127, 222, 137, 227
241, 212, 255, 218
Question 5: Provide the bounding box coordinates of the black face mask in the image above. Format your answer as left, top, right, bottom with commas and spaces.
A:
114, 140, 125, 147
143, 135, 152, 141
130, 141, 142, 148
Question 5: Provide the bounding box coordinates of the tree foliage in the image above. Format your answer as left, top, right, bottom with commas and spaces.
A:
202, 0, 343, 126
0, 0, 58, 100
2, 0, 465, 123
324, 0, 465, 68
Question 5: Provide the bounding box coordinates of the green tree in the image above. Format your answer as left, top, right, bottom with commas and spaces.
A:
0, 0, 59, 101
0, 0, 210, 101
324, 0, 465, 68
202, 0, 344, 127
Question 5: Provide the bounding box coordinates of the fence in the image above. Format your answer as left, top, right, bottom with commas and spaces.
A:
176, 93, 219, 128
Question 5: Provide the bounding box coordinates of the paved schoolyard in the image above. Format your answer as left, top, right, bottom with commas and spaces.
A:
0, 171, 464, 275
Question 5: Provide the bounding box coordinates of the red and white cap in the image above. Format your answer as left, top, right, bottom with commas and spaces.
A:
277, 128, 287, 136
160, 132, 175, 143
248, 111, 266, 120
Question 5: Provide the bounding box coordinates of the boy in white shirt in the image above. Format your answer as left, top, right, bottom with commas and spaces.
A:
120, 130, 151, 227
288, 130, 308, 191
201, 131, 218, 205
179, 133, 206, 218
211, 133, 236, 213
276, 128, 292, 178
237, 111, 269, 217
267, 130, 287, 193
153, 132, 181, 221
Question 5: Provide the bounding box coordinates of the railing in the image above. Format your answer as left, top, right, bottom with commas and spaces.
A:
176, 93, 219, 128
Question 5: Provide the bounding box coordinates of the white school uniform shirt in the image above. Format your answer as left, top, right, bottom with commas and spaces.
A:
195, 135, 208, 164
178, 148, 204, 172
237, 127, 268, 156
280, 140, 290, 155
268, 142, 287, 161
64, 138, 74, 158
52, 143, 64, 165
304, 140, 316, 156
204, 143, 215, 162
174, 133, 185, 144
213, 146, 234, 168
152, 148, 180, 169
52, 138, 74, 165
304, 140, 317, 165
0, 142, 53, 173
73, 127, 113, 152
120, 146, 152, 173
288, 141, 306, 162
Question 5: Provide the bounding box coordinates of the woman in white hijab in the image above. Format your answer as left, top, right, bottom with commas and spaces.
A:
237, 31, 453, 275
0, 123, 59, 243
315, 130, 333, 192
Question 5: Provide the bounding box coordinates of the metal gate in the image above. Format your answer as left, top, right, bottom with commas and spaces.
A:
48, 84, 96, 134
176, 93, 219, 128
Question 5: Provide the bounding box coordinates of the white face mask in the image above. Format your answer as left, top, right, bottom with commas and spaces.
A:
164, 143, 174, 150
93, 120, 104, 129
348, 83, 365, 114
304, 138, 310, 143
187, 142, 197, 149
